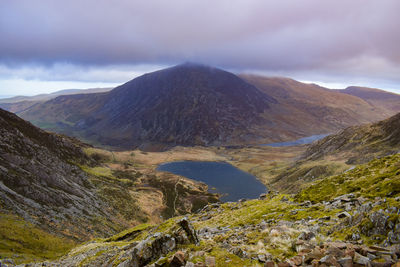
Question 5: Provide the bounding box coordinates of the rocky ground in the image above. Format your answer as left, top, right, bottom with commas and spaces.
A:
7, 189, 399, 267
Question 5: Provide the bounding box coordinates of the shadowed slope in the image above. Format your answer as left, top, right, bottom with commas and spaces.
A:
21, 63, 276, 149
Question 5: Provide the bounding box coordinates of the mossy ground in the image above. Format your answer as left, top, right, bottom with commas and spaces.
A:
0, 213, 76, 264
296, 153, 400, 203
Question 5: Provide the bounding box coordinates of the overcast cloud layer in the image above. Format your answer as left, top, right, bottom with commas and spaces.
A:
0, 0, 399, 95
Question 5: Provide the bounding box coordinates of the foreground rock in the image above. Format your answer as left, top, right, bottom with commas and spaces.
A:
17, 188, 400, 267
9, 150, 400, 266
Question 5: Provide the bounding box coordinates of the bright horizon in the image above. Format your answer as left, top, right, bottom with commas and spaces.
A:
1, 68, 399, 98
1, 1, 399, 96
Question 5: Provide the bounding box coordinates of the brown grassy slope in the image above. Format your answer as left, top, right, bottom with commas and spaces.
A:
241, 75, 394, 141
337, 86, 400, 114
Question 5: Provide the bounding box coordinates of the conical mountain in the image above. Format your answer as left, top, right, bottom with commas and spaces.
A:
21, 63, 276, 149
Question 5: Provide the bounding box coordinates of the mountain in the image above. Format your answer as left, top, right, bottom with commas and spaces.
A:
0, 108, 217, 262
20, 63, 277, 150
0, 87, 113, 113
240, 75, 396, 135
0, 108, 133, 240
18, 64, 400, 150
337, 86, 400, 114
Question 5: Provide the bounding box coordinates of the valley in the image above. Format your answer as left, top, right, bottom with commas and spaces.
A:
0, 65, 399, 266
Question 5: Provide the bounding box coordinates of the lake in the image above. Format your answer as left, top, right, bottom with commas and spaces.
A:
261, 134, 329, 147
157, 161, 267, 202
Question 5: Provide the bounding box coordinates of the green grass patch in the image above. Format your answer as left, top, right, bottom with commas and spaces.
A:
296, 154, 400, 203
105, 223, 153, 242
0, 213, 76, 264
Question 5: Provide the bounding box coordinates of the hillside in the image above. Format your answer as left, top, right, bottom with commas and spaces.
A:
303, 112, 400, 163
338, 86, 400, 114
20, 63, 276, 150
24, 153, 400, 266
241, 75, 395, 138
0, 87, 113, 104
268, 112, 400, 193
0, 108, 217, 263
0, 87, 113, 113
18, 64, 400, 151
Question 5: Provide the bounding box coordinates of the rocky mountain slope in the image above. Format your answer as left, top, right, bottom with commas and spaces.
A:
19, 63, 276, 150
19, 152, 400, 267
268, 112, 400, 194
303, 112, 400, 163
0, 108, 116, 238
18, 64, 400, 151
0, 108, 217, 263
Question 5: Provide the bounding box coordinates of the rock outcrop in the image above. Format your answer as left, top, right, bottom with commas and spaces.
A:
0, 108, 115, 239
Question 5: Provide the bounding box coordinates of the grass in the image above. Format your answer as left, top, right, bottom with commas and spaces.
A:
269, 159, 349, 193
0, 213, 76, 264
104, 223, 152, 242
296, 154, 400, 203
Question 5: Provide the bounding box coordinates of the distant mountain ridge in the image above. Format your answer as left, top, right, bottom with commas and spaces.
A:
240, 75, 397, 136
336, 86, 400, 114
0, 87, 113, 113
0, 87, 113, 104
15, 63, 400, 150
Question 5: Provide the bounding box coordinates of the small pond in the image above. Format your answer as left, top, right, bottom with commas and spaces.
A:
157, 161, 267, 202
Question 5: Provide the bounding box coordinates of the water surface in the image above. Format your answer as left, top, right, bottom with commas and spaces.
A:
261, 134, 329, 147
157, 161, 267, 202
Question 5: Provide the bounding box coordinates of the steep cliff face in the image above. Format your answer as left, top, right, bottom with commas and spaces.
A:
0, 108, 118, 240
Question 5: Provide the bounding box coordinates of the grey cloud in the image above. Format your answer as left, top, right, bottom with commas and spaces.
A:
0, 0, 399, 85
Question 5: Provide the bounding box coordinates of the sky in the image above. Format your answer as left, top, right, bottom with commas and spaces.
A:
0, 0, 399, 96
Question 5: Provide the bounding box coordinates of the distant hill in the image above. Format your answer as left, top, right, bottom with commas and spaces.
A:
0, 87, 113, 104
304, 111, 400, 163
240, 75, 396, 136
17, 63, 400, 150
336, 86, 400, 114
0, 87, 113, 113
